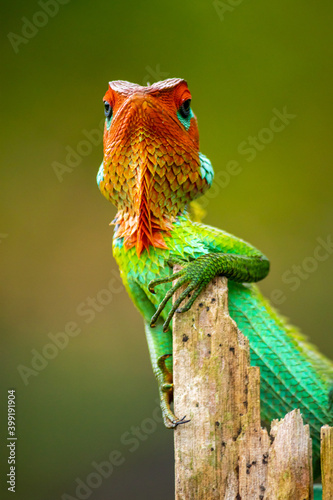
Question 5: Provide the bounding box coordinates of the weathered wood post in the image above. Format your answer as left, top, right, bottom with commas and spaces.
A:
321, 426, 333, 499
173, 274, 316, 499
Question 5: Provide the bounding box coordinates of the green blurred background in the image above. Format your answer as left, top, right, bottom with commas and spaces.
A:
1, 1, 333, 498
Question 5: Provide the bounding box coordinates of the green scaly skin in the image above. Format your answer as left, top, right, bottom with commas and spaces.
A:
113, 214, 333, 478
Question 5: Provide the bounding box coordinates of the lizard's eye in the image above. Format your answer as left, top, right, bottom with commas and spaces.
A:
179, 99, 191, 119
104, 101, 112, 120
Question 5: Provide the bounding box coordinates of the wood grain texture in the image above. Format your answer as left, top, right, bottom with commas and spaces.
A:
266, 410, 313, 500
172, 274, 314, 499
321, 425, 333, 500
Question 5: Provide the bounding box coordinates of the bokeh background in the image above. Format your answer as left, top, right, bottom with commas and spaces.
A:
1, 1, 333, 498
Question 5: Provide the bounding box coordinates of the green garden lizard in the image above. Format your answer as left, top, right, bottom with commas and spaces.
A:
97, 78, 333, 480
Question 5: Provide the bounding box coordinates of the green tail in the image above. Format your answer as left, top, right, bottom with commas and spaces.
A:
313, 484, 323, 499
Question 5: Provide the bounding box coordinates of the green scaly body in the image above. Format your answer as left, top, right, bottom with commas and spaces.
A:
114, 213, 333, 476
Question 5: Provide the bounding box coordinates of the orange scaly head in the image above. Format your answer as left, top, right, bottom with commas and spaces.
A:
97, 78, 211, 256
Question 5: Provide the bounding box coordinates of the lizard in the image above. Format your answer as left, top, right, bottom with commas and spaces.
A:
96, 77, 333, 479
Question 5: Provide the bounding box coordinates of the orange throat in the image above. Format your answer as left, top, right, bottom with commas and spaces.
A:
113, 209, 173, 257
113, 152, 176, 256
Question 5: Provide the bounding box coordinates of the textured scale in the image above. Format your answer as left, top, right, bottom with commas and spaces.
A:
98, 78, 333, 478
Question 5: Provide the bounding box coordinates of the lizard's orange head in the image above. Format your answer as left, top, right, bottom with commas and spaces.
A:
97, 78, 213, 255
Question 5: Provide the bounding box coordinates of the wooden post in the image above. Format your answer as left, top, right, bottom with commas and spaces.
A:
173, 274, 314, 499
321, 425, 333, 500
265, 411, 313, 499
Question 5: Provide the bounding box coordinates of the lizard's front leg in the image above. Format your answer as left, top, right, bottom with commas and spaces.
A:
149, 252, 269, 332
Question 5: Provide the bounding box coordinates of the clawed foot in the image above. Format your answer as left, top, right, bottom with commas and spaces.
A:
160, 389, 190, 428
149, 256, 214, 332
158, 354, 190, 428
163, 413, 190, 429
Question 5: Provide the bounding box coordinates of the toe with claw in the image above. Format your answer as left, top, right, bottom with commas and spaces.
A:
157, 353, 190, 428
